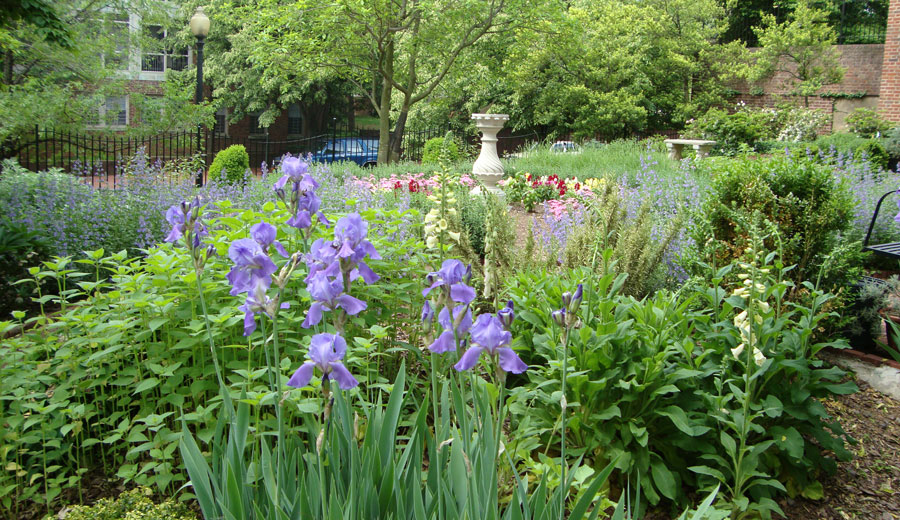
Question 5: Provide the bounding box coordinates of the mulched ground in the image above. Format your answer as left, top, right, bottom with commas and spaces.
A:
776, 378, 900, 520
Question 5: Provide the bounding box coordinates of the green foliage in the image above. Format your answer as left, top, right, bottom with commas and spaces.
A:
845, 108, 893, 138
0, 202, 427, 515
505, 248, 855, 515
59, 487, 195, 520
690, 154, 855, 286
0, 218, 52, 316
208, 145, 250, 185
747, 0, 845, 106
883, 127, 900, 161
855, 140, 889, 171
683, 107, 769, 155
422, 136, 461, 164
561, 181, 681, 297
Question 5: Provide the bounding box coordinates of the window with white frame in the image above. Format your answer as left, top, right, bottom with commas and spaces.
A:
88, 96, 129, 128
142, 25, 188, 72
288, 103, 302, 135
214, 107, 228, 136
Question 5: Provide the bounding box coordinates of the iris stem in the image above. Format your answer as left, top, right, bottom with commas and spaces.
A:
559, 324, 570, 520
194, 269, 233, 417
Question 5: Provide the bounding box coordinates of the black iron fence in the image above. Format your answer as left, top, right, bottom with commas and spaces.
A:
2, 122, 450, 187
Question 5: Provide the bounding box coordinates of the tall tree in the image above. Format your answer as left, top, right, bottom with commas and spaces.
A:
229, 0, 535, 163
178, 1, 351, 138
0, 0, 211, 144
747, 0, 845, 107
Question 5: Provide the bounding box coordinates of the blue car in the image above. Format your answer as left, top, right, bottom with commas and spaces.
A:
310, 138, 379, 167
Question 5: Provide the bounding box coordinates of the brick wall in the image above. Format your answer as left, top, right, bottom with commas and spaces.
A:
879, 0, 900, 121
734, 44, 884, 133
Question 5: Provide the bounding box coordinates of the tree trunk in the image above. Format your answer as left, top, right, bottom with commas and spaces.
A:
377, 40, 394, 164
347, 94, 355, 132
390, 94, 411, 162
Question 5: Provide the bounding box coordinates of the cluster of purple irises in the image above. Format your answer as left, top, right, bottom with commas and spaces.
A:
164, 156, 530, 398
422, 259, 527, 375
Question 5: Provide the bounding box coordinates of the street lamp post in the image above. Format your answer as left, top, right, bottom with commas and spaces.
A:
190, 7, 210, 187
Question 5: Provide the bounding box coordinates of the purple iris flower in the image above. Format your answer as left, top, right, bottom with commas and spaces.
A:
454, 314, 527, 373
333, 213, 381, 283
238, 277, 289, 336
497, 300, 514, 329
428, 304, 473, 353
286, 189, 327, 230
305, 238, 341, 281
225, 238, 278, 296
164, 204, 186, 243
164, 199, 207, 245
287, 333, 358, 390
302, 271, 368, 328
272, 156, 315, 191
422, 259, 475, 304
421, 301, 434, 334
250, 222, 289, 257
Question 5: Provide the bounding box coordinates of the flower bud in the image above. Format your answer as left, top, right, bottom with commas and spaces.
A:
497, 300, 514, 329
421, 301, 434, 334
425, 272, 438, 286
463, 264, 472, 284
561, 291, 572, 308
569, 284, 583, 312
551, 308, 566, 327
205, 244, 217, 259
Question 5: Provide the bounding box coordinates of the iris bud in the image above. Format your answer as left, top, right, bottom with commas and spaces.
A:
498, 300, 515, 329
421, 301, 434, 334
551, 308, 566, 327
561, 291, 572, 308
569, 284, 583, 312
425, 272, 438, 286
463, 264, 472, 284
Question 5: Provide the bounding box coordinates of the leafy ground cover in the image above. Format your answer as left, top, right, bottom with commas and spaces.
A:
1, 140, 898, 519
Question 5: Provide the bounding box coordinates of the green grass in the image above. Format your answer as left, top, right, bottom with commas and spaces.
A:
354, 115, 381, 130
502, 139, 680, 182
333, 138, 712, 187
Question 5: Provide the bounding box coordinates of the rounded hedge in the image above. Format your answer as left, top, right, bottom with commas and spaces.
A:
208, 144, 250, 184
422, 136, 460, 164
855, 140, 889, 171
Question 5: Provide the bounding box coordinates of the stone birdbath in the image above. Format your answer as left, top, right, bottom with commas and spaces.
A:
471, 113, 509, 193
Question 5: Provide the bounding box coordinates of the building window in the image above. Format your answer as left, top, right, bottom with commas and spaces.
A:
288, 103, 302, 135
104, 12, 131, 70
214, 107, 228, 136
88, 96, 129, 128
142, 25, 188, 72
249, 112, 266, 135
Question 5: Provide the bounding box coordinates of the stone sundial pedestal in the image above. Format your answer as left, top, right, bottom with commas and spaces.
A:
471, 113, 509, 193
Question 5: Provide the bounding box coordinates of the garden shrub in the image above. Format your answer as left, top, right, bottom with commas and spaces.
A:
855, 139, 889, 171
774, 105, 829, 142
62, 487, 195, 520
883, 127, 900, 161
208, 144, 250, 184
691, 153, 855, 287
845, 107, 892, 138
421, 135, 460, 164
560, 179, 681, 296
683, 107, 768, 155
